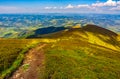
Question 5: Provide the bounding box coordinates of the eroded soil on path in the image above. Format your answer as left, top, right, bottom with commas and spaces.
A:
9, 44, 47, 79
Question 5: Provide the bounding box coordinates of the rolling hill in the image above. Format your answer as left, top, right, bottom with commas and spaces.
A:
0, 24, 120, 79
28, 24, 120, 51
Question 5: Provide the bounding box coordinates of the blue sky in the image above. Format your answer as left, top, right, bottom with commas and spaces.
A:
0, 0, 97, 7
0, 0, 120, 14
0, 0, 105, 7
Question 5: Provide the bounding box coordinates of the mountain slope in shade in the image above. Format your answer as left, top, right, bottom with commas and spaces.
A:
27, 26, 67, 38
82, 24, 118, 37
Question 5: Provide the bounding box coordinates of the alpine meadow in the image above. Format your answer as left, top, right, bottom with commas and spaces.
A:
0, 0, 120, 79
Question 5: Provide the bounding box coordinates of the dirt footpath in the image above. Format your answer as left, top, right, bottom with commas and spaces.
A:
9, 44, 46, 79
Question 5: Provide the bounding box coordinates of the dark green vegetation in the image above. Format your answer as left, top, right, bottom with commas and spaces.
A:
27, 26, 67, 38
0, 39, 40, 79
0, 24, 120, 79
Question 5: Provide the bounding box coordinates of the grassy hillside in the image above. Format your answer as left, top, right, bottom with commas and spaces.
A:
40, 25, 120, 79
0, 39, 40, 79
1, 24, 120, 79
36, 24, 120, 50
44, 40, 120, 79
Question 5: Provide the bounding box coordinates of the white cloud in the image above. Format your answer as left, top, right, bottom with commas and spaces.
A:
110, 6, 120, 10
43, 0, 120, 14
105, 0, 116, 6
92, 3, 105, 7
65, 4, 74, 9
92, 0, 117, 7
44, 7, 57, 9
44, 7, 52, 9
60, 7, 64, 9
77, 4, 90, 8
65, 4, 90, 9
1, 0, 120, 14
117, 1, 120, 5
53, 7, 57, 9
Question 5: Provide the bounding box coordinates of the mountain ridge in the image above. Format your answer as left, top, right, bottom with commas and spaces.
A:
1, 24, 120, 79
26, 24, 120, 51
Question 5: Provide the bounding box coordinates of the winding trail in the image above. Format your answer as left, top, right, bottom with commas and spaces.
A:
9, 44, 47, 79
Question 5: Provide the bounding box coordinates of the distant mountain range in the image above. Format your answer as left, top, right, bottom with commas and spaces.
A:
0, 14, 120, 38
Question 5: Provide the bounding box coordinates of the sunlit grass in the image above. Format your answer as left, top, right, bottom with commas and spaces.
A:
45, 48, 120, 79
0, 39, 40, 79
44, 38, 120, 79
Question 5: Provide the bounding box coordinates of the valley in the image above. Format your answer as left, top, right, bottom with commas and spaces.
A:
0, 14, 120, 38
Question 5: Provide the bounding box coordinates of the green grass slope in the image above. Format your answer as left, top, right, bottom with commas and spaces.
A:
1, 24, 120, 79
0, 39, 40, 79
40, 25, 120, 79
38, 24, 120, 51
44, 43, 120, 79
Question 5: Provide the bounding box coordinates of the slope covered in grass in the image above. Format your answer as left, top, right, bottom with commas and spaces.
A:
39, 25, 120, 79
45, 46, 120, 79
44, 36, 120, 79
1, 24, 120, 79
0, 39, 40, 79
35, 24, 120, 50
